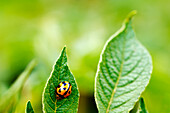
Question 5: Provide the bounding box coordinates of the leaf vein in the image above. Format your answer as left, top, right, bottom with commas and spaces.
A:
106, 31, 126, 113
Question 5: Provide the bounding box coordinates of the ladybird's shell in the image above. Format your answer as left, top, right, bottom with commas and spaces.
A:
56, 81, 72, 99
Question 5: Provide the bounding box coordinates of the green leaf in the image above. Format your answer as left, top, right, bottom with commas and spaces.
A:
26, 101, 35, 113
129, 100, 139, 113
138, 97, 148, 113
95, 10, 152, 113
0, 60, 37, 113
42, 47, 80, 113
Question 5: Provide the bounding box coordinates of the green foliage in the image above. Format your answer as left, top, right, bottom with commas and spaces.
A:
138, 97, 148, 113
42, 47, 80, 113
26, 101, 34, 113
1, 1, 170, 112
94, 11, 152, 113
0, 60, 36, 113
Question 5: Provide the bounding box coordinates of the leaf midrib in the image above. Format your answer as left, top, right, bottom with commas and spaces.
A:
55, 52, 65, 113
106, 32, 126, 113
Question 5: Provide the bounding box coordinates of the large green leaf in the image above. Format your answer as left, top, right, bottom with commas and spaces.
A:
26, 101, 34, 113
42, 47, 79, 113
0, 60, 36, 113
95, 11, 152, 113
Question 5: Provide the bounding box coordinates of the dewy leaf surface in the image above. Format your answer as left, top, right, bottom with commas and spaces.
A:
42, 47, 79, 113
26, 101, 34, 113
95, 11, 152, 113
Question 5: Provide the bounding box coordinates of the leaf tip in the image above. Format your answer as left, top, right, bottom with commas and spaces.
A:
139, 97, 145, 107
140, 97, 144, 102
56, 46, 68, 64
26, 59, 37, 72
26, 100, 34, 113
27, 100, 30, 104
62, 46, 67, 53
26, 100, 31, 108
123, 10, 137, 25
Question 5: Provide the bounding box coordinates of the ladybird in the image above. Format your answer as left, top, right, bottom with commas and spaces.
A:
56, 81, 72, 99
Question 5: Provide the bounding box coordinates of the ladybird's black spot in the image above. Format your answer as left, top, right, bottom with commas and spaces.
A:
62, 81, 65, 84
59, 89, 61, 93
63, 88, 66, 90
63, 83, 66, 86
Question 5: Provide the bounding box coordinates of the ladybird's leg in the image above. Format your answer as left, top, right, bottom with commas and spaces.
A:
56, 94, 60, 99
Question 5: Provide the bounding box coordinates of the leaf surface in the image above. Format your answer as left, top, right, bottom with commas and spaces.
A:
42, 47, 79, 113
26, 101, 34, 113
95, 11, 152, 113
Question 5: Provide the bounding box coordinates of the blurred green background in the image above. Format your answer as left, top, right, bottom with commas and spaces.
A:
0, 0, 170, 113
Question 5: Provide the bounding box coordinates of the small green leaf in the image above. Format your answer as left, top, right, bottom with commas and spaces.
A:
42, 47, 80, 113
129, 100, 139, 113
138, 97, 148, 113
26, 101, 35, 113
95, 10, 152, 113
0, 60, 37, 113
